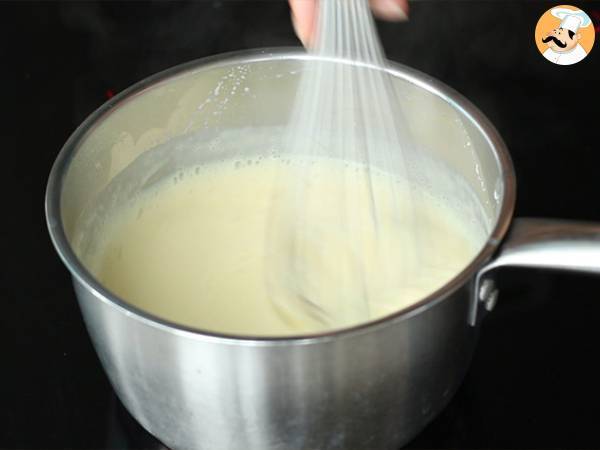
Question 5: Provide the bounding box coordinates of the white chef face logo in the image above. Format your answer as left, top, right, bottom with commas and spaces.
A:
535, 5, 595, 66
542, 27, 580, 52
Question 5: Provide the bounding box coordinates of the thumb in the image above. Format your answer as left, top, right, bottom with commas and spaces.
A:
290, 0, 317, 47
369, 0, 409, 21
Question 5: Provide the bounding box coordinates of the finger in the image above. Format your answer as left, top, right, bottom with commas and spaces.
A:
369, 0, 409, 21
290, 0, 317, 47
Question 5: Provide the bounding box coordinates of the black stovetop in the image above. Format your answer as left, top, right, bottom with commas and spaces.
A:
4, 1, 600, 448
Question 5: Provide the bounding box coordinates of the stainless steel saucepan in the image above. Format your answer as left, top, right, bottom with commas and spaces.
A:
45, 49, 600, 450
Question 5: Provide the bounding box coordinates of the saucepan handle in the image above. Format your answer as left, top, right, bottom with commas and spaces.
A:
469, 217, 600, 325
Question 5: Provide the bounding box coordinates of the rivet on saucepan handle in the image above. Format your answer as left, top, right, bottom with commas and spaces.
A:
478, 278, 499, 312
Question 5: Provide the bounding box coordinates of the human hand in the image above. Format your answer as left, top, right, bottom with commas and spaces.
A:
289, 0, 409, 46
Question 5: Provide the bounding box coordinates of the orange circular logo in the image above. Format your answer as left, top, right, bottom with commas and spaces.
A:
535, 5, 595, 65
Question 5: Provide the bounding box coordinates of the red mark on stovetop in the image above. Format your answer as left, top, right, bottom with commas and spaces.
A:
105, 89, 115, 99
591, 10, 600, 33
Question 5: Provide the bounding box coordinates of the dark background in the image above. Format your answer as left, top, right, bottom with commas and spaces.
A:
3, 0, 600, 448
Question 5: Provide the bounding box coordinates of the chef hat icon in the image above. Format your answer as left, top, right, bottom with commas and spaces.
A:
550, 7, 592, 33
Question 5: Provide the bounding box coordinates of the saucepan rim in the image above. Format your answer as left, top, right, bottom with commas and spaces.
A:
45, 47, 516, 345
